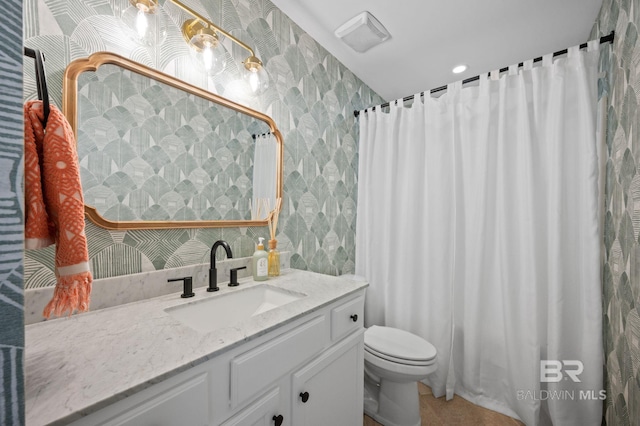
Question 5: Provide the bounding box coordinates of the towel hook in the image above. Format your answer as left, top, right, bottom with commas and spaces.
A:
24, 47, 50, 127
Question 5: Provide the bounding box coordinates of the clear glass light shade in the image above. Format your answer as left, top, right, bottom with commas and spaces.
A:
188, 35, 228, 76
244, 65, 269, 95
120, 1, 167, 47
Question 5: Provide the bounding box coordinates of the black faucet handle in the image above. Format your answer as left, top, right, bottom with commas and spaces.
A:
229, 266, 247, 287
168, 277, 195, 298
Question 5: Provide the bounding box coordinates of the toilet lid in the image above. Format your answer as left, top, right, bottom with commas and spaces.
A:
364, 326, 437, 363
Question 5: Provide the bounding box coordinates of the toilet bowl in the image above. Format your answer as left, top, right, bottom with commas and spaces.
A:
363, 325, 437, 426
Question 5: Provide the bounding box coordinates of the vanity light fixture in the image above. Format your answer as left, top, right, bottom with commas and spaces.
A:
121, 0, 167, 47
452, 64, 468, 74
169, 0, 269, 93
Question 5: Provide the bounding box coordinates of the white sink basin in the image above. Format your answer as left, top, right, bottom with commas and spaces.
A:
165, 284, 306, 333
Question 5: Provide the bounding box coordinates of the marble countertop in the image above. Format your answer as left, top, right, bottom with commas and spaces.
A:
25, 269, 368, 426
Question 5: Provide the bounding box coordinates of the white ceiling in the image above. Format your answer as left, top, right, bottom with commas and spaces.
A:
269, 0, 604, 102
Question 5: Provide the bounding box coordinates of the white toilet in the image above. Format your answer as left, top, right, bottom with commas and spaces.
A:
363, 325, 437, 426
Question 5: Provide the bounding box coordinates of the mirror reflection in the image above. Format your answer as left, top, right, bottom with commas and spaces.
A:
63, 52, 282, 229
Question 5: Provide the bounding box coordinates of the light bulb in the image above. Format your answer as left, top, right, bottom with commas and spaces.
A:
119, 0, 167, 47
135, 8, 149, 39
203, 46, 214, 72
248, 70, 260, 92
243, 56, 269, 95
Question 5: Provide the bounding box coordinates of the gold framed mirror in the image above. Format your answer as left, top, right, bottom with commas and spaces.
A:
63, 52, 283, 230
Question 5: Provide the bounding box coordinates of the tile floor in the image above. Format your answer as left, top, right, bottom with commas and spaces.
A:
363, 383, 524, 426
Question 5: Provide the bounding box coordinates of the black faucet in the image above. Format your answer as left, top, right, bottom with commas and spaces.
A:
209, 240, 232, 292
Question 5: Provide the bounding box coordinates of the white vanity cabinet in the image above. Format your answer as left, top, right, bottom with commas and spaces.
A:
67, 291, 365, 426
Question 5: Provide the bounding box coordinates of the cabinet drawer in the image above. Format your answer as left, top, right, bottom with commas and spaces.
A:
231, 315, 327, 407
331, 295, 364, 341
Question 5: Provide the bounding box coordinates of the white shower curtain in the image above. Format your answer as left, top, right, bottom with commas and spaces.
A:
252, 133, 277, 219
355, 41, 603, 425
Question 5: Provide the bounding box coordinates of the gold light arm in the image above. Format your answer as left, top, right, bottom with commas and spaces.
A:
169, 0, 256, 58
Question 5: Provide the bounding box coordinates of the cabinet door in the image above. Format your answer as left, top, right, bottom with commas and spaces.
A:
70, 372, 209, 426
291, 330, 364, 426
221, 388, 284, 426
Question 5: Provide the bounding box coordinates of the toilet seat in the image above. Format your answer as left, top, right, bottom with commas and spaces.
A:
365, 346, 436, 366
365, 326, 437, 366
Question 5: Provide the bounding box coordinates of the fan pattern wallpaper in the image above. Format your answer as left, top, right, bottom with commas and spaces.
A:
76, 63, 266, 222
23, 0, 383, 288
12, 0, 640, 424
593, 0, 640, 424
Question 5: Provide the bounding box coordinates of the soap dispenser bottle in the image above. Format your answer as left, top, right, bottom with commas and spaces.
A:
252, 237, 268, 281
268, 239, 280, 277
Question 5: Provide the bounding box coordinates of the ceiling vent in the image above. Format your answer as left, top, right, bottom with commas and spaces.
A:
334, 11, 390, 53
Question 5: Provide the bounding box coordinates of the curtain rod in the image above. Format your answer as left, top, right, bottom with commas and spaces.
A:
252, 131, 272, 139
354, 31, 615, 118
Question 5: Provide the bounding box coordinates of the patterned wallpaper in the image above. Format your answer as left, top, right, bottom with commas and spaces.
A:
592, 0, 640, 424
0, 0, 24, 423
16, 2, 636, 425
76, 63, 267, 222
23, 0, 383, 288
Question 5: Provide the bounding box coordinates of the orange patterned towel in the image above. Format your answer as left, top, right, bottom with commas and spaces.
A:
24, 100, 93, 318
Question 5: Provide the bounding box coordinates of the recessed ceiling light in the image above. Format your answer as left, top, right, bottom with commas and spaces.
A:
452, 65, 467, 74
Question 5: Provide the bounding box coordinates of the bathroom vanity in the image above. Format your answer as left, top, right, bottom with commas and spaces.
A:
25, 269, 367, 426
